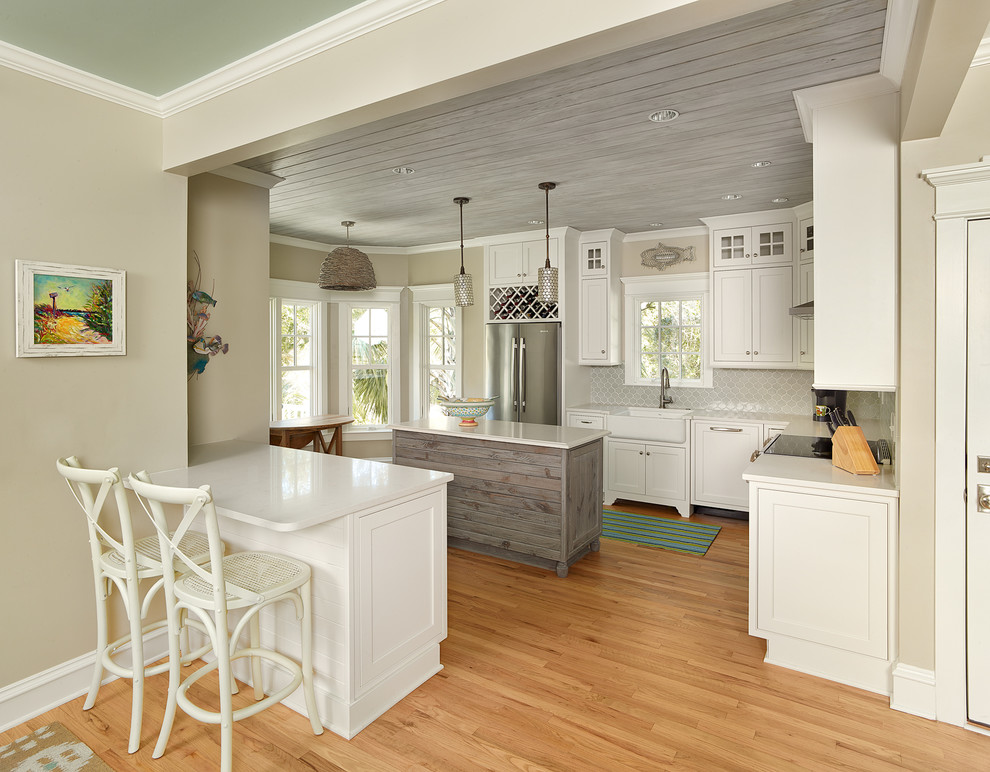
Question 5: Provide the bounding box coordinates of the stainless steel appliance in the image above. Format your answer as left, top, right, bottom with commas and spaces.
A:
485, 322, 559, 425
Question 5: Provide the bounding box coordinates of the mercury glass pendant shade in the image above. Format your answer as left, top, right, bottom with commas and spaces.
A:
453, 196, 474, 307
318, 221, 377, 291
537, 182, 558, 303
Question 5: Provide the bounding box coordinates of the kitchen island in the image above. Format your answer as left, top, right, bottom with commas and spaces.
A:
147, 440, 452, 739
391, 418, 608, 577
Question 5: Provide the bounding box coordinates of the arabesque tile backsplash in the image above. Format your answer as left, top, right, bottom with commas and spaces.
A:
588, 367, 894, 429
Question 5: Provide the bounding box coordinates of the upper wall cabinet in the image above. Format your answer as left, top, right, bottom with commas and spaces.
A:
578, 230, 624, 365
798, 217, 814, 260
712, 223, 792, 269
487, 239, 558, 287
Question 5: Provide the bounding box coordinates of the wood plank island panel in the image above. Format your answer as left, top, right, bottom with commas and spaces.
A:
392, 423, 605, 577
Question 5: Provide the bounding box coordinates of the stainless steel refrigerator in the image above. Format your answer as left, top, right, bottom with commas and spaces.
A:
485, 322, 560, 425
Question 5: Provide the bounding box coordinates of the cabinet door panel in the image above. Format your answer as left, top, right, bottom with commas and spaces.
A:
488, 243, 524, 286
644, 444, 686, 500
607, 440, 645, 495
713, 270, 753, 362
799, 261, 814, 365
754, 488, 888, 657
712, 228, 751, 268
798, 217, 814, 260
523, 238, 557, 281
581, 241, 608, 277
692, 421, 761, 508
752, 266, 794, 363
580, 277, 609, 362
752, 223, 792, 265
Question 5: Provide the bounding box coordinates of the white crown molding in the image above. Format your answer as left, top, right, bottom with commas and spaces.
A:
792, 73, 898, 143
973, 37, 990, 68
0, 0, 443, 118
0, 39, 162, 116
157, 0, 445, 117
922, 158, 990, 188
879, 0, 919, 88
211, 165, 284, 189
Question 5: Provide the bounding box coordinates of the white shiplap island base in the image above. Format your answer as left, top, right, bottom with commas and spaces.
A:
744, 453, 899, 696
147, 441, 453, 739
391, 418, 608, 577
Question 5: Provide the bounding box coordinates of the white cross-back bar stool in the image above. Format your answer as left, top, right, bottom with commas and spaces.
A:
129, 474, 323, 772
56, 457, 217, 754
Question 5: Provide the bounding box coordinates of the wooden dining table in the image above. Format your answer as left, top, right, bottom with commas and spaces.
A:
269, 413, 354, 455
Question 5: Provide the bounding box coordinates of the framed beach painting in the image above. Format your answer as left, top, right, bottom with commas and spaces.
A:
15, 260, 126, 357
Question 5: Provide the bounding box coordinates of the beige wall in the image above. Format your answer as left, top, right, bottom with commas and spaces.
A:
0, 69, 188, 686
187, 174, 272, 445
270, 241, 409, 287
408, 246, 487, 399
898, 63, 990, 670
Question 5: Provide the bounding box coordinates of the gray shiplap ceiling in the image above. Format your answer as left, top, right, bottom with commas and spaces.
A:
240, 0, 887, 248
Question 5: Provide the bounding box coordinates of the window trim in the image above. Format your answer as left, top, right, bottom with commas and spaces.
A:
269, 280, 328, 421
410, 284, 463, 420
336, 287, 402, 429
622, 274, 712, 389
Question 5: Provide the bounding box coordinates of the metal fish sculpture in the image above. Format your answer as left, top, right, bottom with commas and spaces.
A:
640, 242, 696, 271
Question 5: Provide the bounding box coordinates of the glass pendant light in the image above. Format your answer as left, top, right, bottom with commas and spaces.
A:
318, 221, 377, 291
537, 182, 558, 302
452, 196, 473, 307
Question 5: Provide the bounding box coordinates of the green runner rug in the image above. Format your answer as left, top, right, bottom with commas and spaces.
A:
602, 509, 720, 555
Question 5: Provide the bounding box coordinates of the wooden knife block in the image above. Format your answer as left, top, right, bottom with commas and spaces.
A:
831, 426, 880, 475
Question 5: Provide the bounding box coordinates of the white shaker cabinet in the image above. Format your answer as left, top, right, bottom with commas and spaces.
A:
487, 239, 557, 287
577, 230, 623, 365
798, 260, 814, 367
605, 438, 690, 516
692, 419, 762, 510
746, 474, 898, 694
713, 266, 794, 366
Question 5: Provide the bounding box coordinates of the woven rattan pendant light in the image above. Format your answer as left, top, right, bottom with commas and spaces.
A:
452, 197, 473, 307
537, 182, 558, 302
318, 221, 376, 291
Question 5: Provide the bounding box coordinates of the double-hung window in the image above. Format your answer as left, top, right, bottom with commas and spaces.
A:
338, 288, 401, 429
623, 275, 712, 388
270, 288, 326, 421
411, 285, 462, 418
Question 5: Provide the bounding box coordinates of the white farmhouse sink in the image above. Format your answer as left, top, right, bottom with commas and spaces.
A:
607, 407, 692, 443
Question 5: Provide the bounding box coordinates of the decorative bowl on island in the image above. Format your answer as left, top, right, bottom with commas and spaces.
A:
438, 397, 498, 426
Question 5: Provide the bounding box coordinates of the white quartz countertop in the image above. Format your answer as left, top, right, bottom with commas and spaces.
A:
147, 440, 453, 532
391, 417, 609, 449
568, 404, 879, 439
743, 453, 898, 496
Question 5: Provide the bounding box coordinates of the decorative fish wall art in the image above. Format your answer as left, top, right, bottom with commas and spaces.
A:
640, 242, 696, 271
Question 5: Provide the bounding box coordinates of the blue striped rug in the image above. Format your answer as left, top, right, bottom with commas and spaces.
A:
602, 509, 720, 555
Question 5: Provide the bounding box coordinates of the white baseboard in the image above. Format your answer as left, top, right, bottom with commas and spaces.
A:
890, 662, 937, 720
0, 629, 169, 733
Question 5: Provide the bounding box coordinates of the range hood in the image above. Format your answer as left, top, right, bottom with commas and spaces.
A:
788, 301, 814, 319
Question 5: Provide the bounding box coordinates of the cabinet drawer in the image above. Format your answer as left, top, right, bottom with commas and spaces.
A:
567, 412, 606, 429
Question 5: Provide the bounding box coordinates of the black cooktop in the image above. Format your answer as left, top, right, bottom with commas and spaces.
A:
764, 434, 890, 464
764, 434, 835, 458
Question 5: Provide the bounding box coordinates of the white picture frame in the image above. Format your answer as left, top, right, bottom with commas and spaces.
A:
15, 260, 126, 357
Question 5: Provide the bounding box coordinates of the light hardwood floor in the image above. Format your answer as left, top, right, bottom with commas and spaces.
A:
5, 503, 989, 770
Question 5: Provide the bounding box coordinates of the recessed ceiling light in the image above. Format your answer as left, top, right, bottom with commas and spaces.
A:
648, 109, 680, 123
528, 219, 544, 225
751, 160, 772, 168
649, 222, 664, 228
771, 197, 789, 203
391, 166, 415, 175
721, 193, 743, 200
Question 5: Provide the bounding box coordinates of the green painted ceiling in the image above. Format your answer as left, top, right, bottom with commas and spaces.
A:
0, 0, 365, 95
